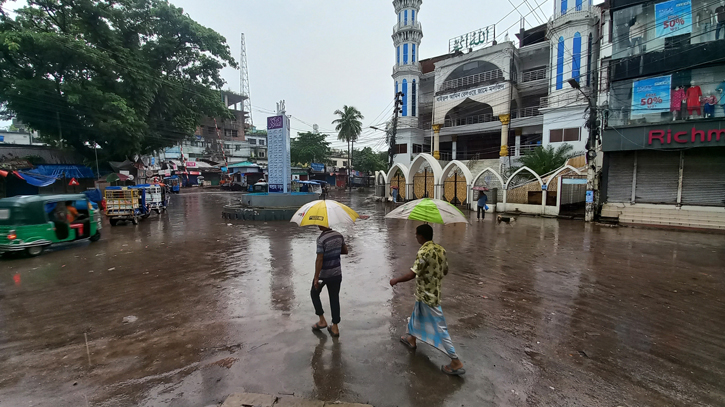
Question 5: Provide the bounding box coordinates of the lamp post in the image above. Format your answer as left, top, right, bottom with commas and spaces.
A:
567, 78, 599, 223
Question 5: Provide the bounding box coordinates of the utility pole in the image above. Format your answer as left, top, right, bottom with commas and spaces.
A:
389, 91, 404, 169
567, 78, 600, 223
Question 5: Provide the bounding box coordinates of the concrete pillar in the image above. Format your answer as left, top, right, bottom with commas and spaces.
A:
498, 114, 510, 157
432, 124, 441, 160
451, 135, 457, 160
515, 135, 521, 157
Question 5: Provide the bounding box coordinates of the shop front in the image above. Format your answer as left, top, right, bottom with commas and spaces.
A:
601, 120, 725, 229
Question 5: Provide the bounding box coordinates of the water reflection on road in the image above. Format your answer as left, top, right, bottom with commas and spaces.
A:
0, 190, 724, 407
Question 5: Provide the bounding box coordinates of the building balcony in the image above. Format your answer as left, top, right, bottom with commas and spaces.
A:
519, 67, 547, 83
393, 21, 422, 34
548, 6, 598, 32
437, 69, 504, 94
540, 88, 590, 110
392, 63, 422, 76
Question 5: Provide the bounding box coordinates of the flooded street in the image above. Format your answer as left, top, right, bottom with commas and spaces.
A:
1, 191, 724, 407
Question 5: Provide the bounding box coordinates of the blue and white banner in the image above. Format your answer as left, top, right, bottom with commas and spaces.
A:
631, 75, 671, 117
655, 0, 692, 38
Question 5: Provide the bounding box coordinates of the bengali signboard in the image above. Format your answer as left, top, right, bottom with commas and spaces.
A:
435, 82, 507, 103
449, 25, 495, 53
267, 115, 291, 193
631, 75, 671, 117
655, 0, 692, 38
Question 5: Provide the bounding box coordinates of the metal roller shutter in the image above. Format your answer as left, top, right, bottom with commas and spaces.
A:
635, 150, 680, 204
681, 147, 725, 207
607, 152, 635, 203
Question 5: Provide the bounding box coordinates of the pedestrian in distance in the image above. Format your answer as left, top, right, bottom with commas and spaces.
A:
390, 224, 465, 375
477, 191, 488, 221
311, 225, 348, 337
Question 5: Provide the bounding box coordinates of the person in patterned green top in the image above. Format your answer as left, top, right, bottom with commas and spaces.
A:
390, 224, 465, 375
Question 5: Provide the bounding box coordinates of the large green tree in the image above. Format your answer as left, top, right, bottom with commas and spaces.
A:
331, 105, 363, 181
352, 147, 387, 174
516, 144, 579, 175
290, 131, 331, 166
0, 0, 237, 160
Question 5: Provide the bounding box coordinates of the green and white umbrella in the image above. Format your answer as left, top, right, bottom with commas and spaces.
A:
385, 198, 469, 225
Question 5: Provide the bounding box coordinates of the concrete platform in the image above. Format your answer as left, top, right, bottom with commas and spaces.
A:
222, 206, 299, 221
242, 192, 318, 208
221, 393, 372, 407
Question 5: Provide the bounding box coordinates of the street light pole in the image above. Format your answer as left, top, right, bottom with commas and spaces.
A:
567, 78, 599, 222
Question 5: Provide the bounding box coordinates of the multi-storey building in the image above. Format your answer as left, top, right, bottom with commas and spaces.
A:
599, 0, 725, 229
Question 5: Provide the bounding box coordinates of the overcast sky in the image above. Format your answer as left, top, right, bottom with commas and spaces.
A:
2, 0, 555, 150
167, 0, 554, 150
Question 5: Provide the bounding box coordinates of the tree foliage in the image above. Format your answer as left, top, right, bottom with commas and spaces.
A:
290, 131, 331, 166
0, 0, 237, 160
332, 105, 363, 170
515, 144, 579, 176
352, 147, 387, 174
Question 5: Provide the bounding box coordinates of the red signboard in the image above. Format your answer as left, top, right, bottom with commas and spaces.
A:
68, 178, 80, 186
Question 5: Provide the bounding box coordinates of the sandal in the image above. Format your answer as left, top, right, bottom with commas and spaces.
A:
441, 364, 466, 376
311, 323, 327, 331
327, 326, 340, 337
399, 335, 417, 350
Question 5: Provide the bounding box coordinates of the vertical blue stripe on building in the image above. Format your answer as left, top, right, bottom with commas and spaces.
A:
404, 10, 408, 25
572, 33, 581, 81
412, 80, 417, 117
556, 37, 564, 90
412, 44, 416, 62
397, 46, 400, 66
576, 0, 583, 10
412, 10, 415, 23
395, 81, 399, 97
403, 43, 409, 65
402, 80, 408, 117
561, 0, 567, 14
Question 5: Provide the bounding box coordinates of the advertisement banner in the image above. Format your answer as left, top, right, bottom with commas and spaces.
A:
631, 75, 671, 117
311, 163, 325, 172
186, 161, 197, 168
655, 0, 692, 38
267, 115, 291, 193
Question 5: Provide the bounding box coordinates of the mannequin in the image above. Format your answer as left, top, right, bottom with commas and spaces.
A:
629, 17, 645, 54
717, 0, 725, 40
686, 81, 702, 118
697, 5, 716, 41
671, 86, 686, 121
717, 80, 725, 115
703, 94, 717, 118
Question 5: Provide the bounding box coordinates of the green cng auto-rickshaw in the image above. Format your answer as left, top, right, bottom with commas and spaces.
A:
0, 194, 102, 257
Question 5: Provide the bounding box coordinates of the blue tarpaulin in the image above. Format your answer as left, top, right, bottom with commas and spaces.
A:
28, 165, 95, 179
15, 171, 57, 187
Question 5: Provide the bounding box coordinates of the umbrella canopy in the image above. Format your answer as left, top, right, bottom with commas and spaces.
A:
385, 198, 468, 225
291, 200, 360, 228
106, 173, 133, 183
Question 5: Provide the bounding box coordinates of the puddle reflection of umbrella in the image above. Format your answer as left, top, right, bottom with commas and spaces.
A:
291, 200, 360, 228
385, 198, 468, 225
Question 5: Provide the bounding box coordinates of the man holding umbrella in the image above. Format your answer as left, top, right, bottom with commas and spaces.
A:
390, 224, 466, 375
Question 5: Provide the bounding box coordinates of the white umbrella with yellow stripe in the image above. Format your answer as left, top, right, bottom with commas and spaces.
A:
291, 200, 360, 228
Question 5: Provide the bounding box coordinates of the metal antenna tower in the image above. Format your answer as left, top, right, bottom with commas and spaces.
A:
240, 33, 253, 128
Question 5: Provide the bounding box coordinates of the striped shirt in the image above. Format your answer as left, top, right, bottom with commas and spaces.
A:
317, 229, 345, 279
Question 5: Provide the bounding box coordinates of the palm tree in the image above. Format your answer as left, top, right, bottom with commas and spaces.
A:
516, 144, 579, 176
332, 106, 364, 190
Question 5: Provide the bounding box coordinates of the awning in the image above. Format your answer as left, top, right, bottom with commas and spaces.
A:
28, 165, 95, 179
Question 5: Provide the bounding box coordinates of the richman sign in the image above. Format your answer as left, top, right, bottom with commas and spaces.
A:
603, 122, 725, 151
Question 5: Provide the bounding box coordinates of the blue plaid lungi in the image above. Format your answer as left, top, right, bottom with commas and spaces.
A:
407, 301, 459, 359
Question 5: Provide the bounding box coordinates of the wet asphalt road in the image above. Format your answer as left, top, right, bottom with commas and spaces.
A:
1, 190, 724, 407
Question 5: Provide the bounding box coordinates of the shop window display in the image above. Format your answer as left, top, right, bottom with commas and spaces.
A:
612, 0, 725, 60
608, 65, 725, 126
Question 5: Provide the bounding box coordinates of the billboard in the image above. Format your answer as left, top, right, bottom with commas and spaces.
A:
267, 115, 291, 193
631, 75, 671, 117
655, 0, 692, 38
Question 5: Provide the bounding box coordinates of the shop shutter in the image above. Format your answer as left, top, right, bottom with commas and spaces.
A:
607, 152, 635, 203
635, 150, 680, 204
681, 147, 725, 207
